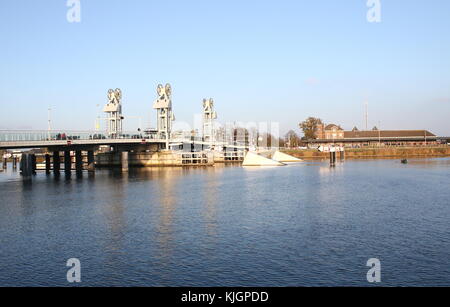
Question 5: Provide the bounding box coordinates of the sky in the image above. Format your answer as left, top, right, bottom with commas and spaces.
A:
0, 0, 449, 136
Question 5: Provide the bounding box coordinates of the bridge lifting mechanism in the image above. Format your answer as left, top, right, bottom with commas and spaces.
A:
153, 84, 175, 148
202, 98, 217, 144
103, 88, 124, 138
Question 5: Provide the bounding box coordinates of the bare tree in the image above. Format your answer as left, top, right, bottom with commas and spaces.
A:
284, 130, 301, 148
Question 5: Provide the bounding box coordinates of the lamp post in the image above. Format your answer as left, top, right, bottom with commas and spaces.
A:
47, 107, 51, 140
378, 121, 381, 147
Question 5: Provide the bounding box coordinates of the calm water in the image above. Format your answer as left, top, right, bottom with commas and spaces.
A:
0, 158, 449, 287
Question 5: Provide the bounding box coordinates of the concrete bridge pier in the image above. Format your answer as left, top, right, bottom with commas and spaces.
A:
75, 151, 83, 174
45, 154, 51, 174
20, 153, 35, 180
53, 151, 60, 173
121, 151, 129, 172
64, 151, 71, 174
87, 150, 95, 172
31, 154, 37, 175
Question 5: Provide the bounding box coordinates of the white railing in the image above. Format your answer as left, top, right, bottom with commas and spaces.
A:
0, 130, 162, 142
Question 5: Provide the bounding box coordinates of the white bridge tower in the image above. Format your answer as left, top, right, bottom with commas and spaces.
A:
103, 88, 123, 138
202, 98, 217, 144
153, 84, 175, 149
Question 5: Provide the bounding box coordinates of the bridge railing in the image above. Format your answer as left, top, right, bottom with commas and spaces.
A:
0, 130, 161, 142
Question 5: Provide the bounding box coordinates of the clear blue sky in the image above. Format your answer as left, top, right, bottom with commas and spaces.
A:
0, 0, 449, 135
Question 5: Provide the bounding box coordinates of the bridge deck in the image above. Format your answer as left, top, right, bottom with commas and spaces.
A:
0, 131, 248, 150
0, 138, 167, 150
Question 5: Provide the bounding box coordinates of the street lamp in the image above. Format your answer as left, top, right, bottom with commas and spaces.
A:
47, 107, 52, 140
378, 121, 381, 147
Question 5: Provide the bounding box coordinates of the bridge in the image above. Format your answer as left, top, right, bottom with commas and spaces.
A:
0, 130, 166, 150
0, 130, 247, 150
0, 84, 252, 178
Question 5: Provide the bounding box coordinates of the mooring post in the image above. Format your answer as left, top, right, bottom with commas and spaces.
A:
64, 151, 71, 173
330, 149, 336, 167
121, 151, 129, 172
53, 151, 60, 173
45, 154, 51, 174
87, 150, 95, 172
75, 151, 83, 173
340, 147, 345, 161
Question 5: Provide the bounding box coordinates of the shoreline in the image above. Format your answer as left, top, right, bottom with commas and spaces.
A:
283, 147, 450, 160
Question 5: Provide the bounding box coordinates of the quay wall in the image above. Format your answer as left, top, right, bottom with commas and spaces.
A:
96, 151, 214, 167
283, 147, 450, 160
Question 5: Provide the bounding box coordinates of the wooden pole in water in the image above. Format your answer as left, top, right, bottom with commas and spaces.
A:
330, 151, 336, 167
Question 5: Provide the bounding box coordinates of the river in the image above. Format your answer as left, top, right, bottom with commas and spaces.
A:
0, 158, 449, 286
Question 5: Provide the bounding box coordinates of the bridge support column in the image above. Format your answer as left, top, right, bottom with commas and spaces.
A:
31, 154, 36, 174
20, 154, 34, 180
121, 151, 129, 172
87, 150, 95, 172
64, 151, 71, 174
45, 154, 51, 174
75, 151, 83, 173
53, 151, 60, 173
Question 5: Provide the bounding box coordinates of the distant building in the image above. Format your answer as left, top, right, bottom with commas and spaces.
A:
315, 123, 344, 140
311, 125, 437, 147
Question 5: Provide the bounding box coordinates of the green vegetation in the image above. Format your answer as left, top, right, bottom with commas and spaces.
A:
299, 117, 323, 140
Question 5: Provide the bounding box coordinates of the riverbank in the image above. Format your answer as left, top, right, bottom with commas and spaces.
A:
283, 146, 450, 160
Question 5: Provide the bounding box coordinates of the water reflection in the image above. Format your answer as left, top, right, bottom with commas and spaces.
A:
0, 159, 449, 286
153, 168, 180, 265
202, 168, 219, 239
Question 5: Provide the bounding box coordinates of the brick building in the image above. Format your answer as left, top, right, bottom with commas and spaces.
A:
311, 124, 437, 147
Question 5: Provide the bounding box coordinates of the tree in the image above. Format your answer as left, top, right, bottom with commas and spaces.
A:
299, 117, 323, 140
284, 130, 301, 148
